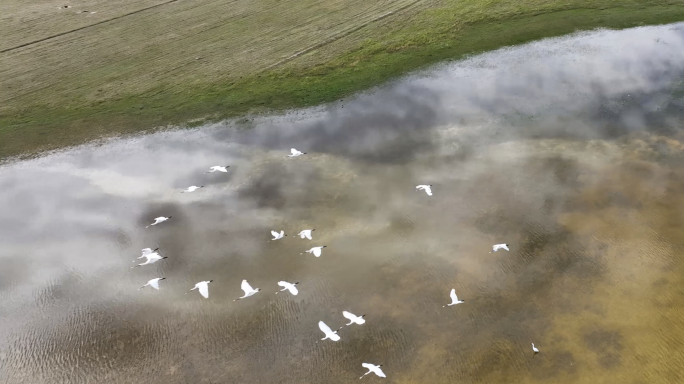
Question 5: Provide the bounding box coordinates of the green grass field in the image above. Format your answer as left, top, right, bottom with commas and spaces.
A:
2, 0, 684, 159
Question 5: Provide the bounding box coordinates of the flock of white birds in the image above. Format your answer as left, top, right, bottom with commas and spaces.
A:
132, 147, 538, 380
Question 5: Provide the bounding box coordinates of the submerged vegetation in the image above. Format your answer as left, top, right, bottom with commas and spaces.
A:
1, 0, 684, 159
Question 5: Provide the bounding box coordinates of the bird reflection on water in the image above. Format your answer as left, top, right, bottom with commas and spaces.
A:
1, 22, 684, 384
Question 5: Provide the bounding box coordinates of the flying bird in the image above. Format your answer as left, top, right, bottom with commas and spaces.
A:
132, 252, 168, 268
146, 216, 171, 228
276, 281, 299, 295
491, 243, 510, 252
271, 230, 286, 240
205, 166, 230, 173
416, 185, 433, 196
181, 186, 204, 193
234, 279, 261, 301
318, 321, 340, 341
139, 277, 165, 290
532, 343, 540, 354
360, 363, 386, 379
287, 148, 306, 157
189, 280, 213, 298
303, 246, 327, 257
342, 311, 366, 326
135, 247, 159, 260
298, 229, 314, 240
443, 288, 465, 307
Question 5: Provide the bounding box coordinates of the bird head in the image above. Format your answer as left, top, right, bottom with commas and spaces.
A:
200, 186, 205, 188
225, 166, 230, 168
162, 257, 169, 259
361, 314, 366, 318
168, 216, 172, 218
323, 245, 327, 248
209, 280, 214, 283
379, 365, 383, 367
256, 288, 262, 292
295, 282, 300, 285
312, 229, 316, 231
153, 248, 159, 251
160, 278, 167, 280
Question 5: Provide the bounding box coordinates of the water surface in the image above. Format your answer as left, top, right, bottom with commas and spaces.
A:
2, 23, 684, 384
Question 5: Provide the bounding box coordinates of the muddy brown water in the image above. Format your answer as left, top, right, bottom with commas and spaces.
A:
2, 23, 684, 384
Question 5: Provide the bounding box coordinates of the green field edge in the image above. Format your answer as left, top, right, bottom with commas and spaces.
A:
2, 4, 684, 161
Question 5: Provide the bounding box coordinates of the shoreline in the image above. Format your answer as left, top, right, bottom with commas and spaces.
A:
2, 3, 684, 160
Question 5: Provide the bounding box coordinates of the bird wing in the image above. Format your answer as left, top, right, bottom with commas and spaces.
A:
450, 288, 458, 302
503, 244, 510, 251
312, 247, 322, 257
304, 231, 312, 240
149, 279, 161, 290
241, 279, 254, 294
319, 321, 334, 335
291, 148, 298, 155
375, 368, 386, 377
425, 187, 432, 196
199, 283, 209, 298
288, 285, 299, 295
342, 311, 356, 321
271, 230, 279, 238
141, 248, 153, 255
362, 363, 375, 369
277, 281, 288, 288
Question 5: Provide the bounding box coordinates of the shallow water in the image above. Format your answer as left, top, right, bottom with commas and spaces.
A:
2, 23, 684, 384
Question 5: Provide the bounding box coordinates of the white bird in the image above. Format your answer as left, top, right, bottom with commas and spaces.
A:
342, 311, 366, 326
491, 243, 510, 252
132, 252, 168, 268
135, 247, 159, 260
205, 165, 230, 173
181, 186, 204, 193
234, 279, 261, 301
139, 277, 166, 290
532, 343, 540, 354
276, 281, 299, 295
416, 185, 433, 196
443, 288, 465, 307
287, 148, 306, 157
189, 280, 213, 298
271, 230, 286, 240
146, 216, 171, 228
303, 246, 327, 257
298, 229, 315, 240
318, 321, 340, 341
360, 363, 386, 379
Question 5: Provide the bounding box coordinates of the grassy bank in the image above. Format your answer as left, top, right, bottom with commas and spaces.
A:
2, 0, 684, 159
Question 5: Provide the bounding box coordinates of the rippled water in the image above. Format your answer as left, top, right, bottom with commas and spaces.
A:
2, 23, 684, 384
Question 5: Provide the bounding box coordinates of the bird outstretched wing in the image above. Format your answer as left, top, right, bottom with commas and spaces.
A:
342, 311, 355, 321
286, 284, 298, 295
271, 230, 279, 238
277, 281, 288, 288
312, 247, 322, 257
450, 288, 458, 302
149, 278, 161, 290
304, 231, 312, 240
241, 279, 254, 294
290, 148, 298, 155
198, 283, 209, 298
319, 321, 333, 334
141, 248, 154, 255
